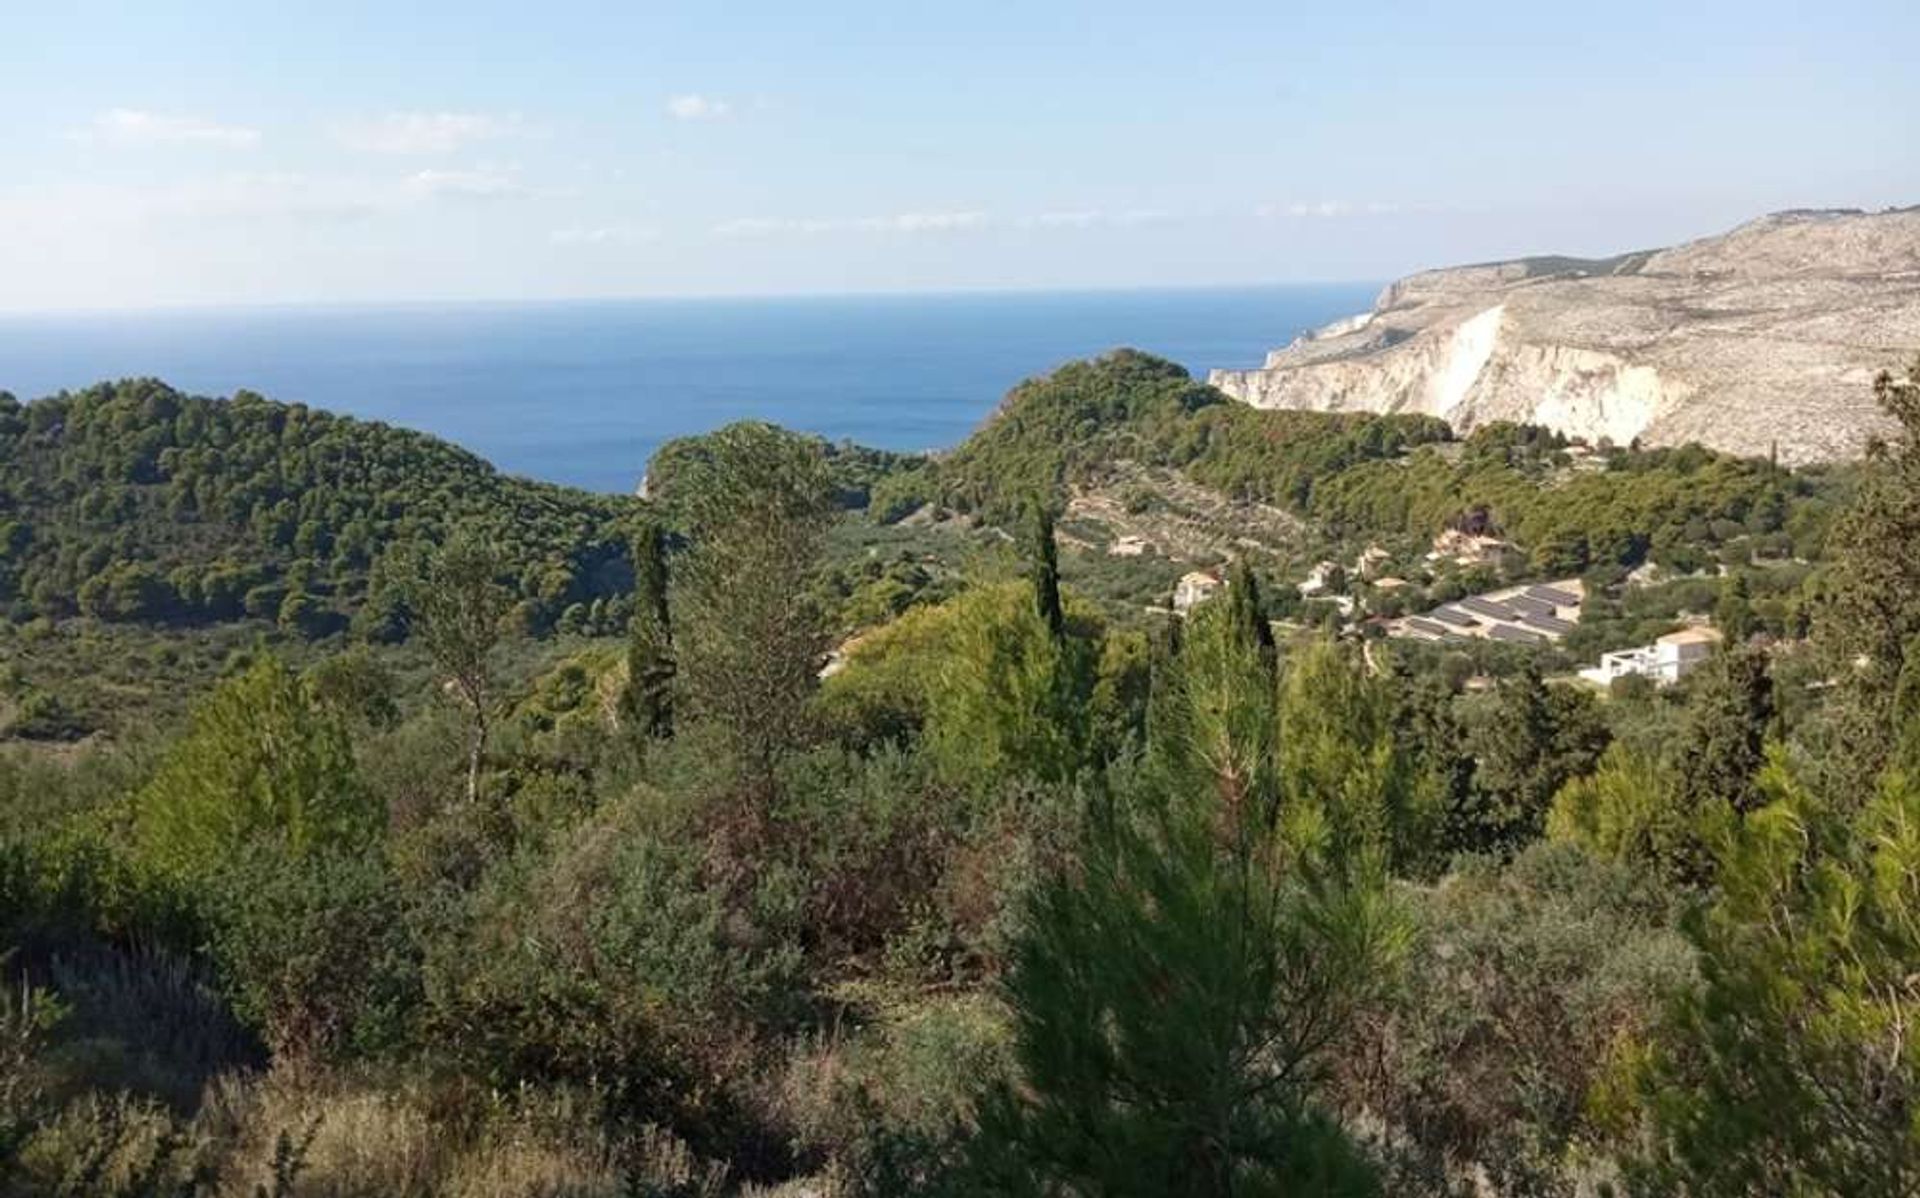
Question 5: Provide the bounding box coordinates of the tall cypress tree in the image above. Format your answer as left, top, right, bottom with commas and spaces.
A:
1225, 558, 1275, 660
1716, 572, 1755, 643
1024, 499, 1065, 641
1676, 643, 1775, 815
622, 519, 675, 740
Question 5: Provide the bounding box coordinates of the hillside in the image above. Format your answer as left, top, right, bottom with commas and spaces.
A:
1209, 208, 1920, 463
0, 379, 640, 634
890, 351, 1844, 585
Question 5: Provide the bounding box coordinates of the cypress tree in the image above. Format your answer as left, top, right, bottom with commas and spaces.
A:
1716, 571, 1755, 643
1226, 557, 1276, 660
1024, 499, 1065, 641
622, 519, 675, 740
1677, 644, 1775, 815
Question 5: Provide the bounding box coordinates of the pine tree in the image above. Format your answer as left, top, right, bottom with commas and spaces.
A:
930, 582, 1095, 788
1624, 755, 1920, 1194
622, 519, 675, 740
1225, 558, 1276, 659
673, 422, 836, 802
134, 656, 377, 883
1150, 566, 1279, 833
1277, 637, 1437, 878
968, 601, 1407, 1194
968, 786, 1396, 1197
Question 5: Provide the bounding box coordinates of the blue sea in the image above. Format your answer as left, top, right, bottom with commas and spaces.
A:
0, 285, 1375, 495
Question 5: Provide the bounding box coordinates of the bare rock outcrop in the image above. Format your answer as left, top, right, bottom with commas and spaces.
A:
1209, 208, 1920, 463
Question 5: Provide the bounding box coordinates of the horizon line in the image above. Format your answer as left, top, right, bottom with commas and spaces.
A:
0, 277, 1385, 321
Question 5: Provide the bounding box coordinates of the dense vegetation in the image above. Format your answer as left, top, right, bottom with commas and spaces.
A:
0, 379, 639, 636
1, 357, 1915, 1195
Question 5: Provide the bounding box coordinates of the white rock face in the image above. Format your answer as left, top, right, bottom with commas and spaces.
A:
1210, 208, 1920, 462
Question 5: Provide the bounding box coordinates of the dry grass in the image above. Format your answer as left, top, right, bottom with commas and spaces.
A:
12, 1066, 735, 1198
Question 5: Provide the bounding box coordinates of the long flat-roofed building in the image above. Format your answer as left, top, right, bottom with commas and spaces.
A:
1459, 595, 1517, 621
1489, 624, 1547, 645
1526, 584, 1581, 609
1521, 612, 1576, 636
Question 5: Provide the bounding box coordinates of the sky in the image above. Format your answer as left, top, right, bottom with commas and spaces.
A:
2, 0, 1915, 312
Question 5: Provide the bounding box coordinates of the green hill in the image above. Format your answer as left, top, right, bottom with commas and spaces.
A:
0, 378, 639, 633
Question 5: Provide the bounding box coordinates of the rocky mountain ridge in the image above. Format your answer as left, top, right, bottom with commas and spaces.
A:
1209, 208, 1920, 462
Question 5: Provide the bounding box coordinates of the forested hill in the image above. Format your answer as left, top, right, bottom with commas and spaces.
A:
0, 378, 639, 634
874, 349, 1847, 578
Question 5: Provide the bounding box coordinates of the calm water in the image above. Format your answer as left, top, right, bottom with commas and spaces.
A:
0, 285, 1375, 494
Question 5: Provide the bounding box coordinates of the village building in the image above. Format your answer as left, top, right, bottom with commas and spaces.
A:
1425, 527, 1512, 566
1172, 570, 1224, 615
1578, 627, 1723, 688
1298, 560, 1341, 597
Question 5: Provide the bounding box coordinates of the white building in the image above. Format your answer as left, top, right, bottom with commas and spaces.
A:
1299, 560, 1340, 597
1173, 570, 1224, 615
1579, 627, 1723, 688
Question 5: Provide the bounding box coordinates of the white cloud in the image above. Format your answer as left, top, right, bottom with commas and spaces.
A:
81, 108, 261, 149
404, 168, 527, 200
330, 111, 525, 155
713, 216, 830, 237
666, 94, 731, 121
877, 211, 987, 233
1023, 208, 1173, 229
713, 211, 988, 238
550, 224, 660, 247
1255, 200, 1409, 219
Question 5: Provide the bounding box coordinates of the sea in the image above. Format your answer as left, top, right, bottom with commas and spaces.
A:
0, 284, 1376, 495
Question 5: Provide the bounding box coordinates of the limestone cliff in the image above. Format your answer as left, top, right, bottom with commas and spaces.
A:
1209, 208, 1920, 462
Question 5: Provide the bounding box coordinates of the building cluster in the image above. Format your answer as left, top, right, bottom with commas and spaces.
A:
1391, 580, 1585, 646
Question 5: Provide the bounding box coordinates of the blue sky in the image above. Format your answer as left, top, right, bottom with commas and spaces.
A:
2, 0, 1914, 311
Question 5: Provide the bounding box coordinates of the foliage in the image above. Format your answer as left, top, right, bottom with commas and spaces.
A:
648, 426, 924, 517
961, 567, 1413, 1195
2, 965, 65, 1170
1815, 356, 1920, 792
1454, 666, 1609, 854
1337, 843, 1694, 1194
1549, 742, 1696, 882
916, 350, 1450, 528
303, 646, 400, 730
200, 848, 419, 1060
1674, 644, 1775, 818
404, 530, 512, 806
966, 776, 1401, 1197
0, 354, 1908, 1193
1615, 757, 1920, 1195
620, 519, 675, 740
927, 582, 1098, 790
0, 379, 636, 631
1276, 638, 1440, 878
670, 422, 837, 799
131, 656, 379, 885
